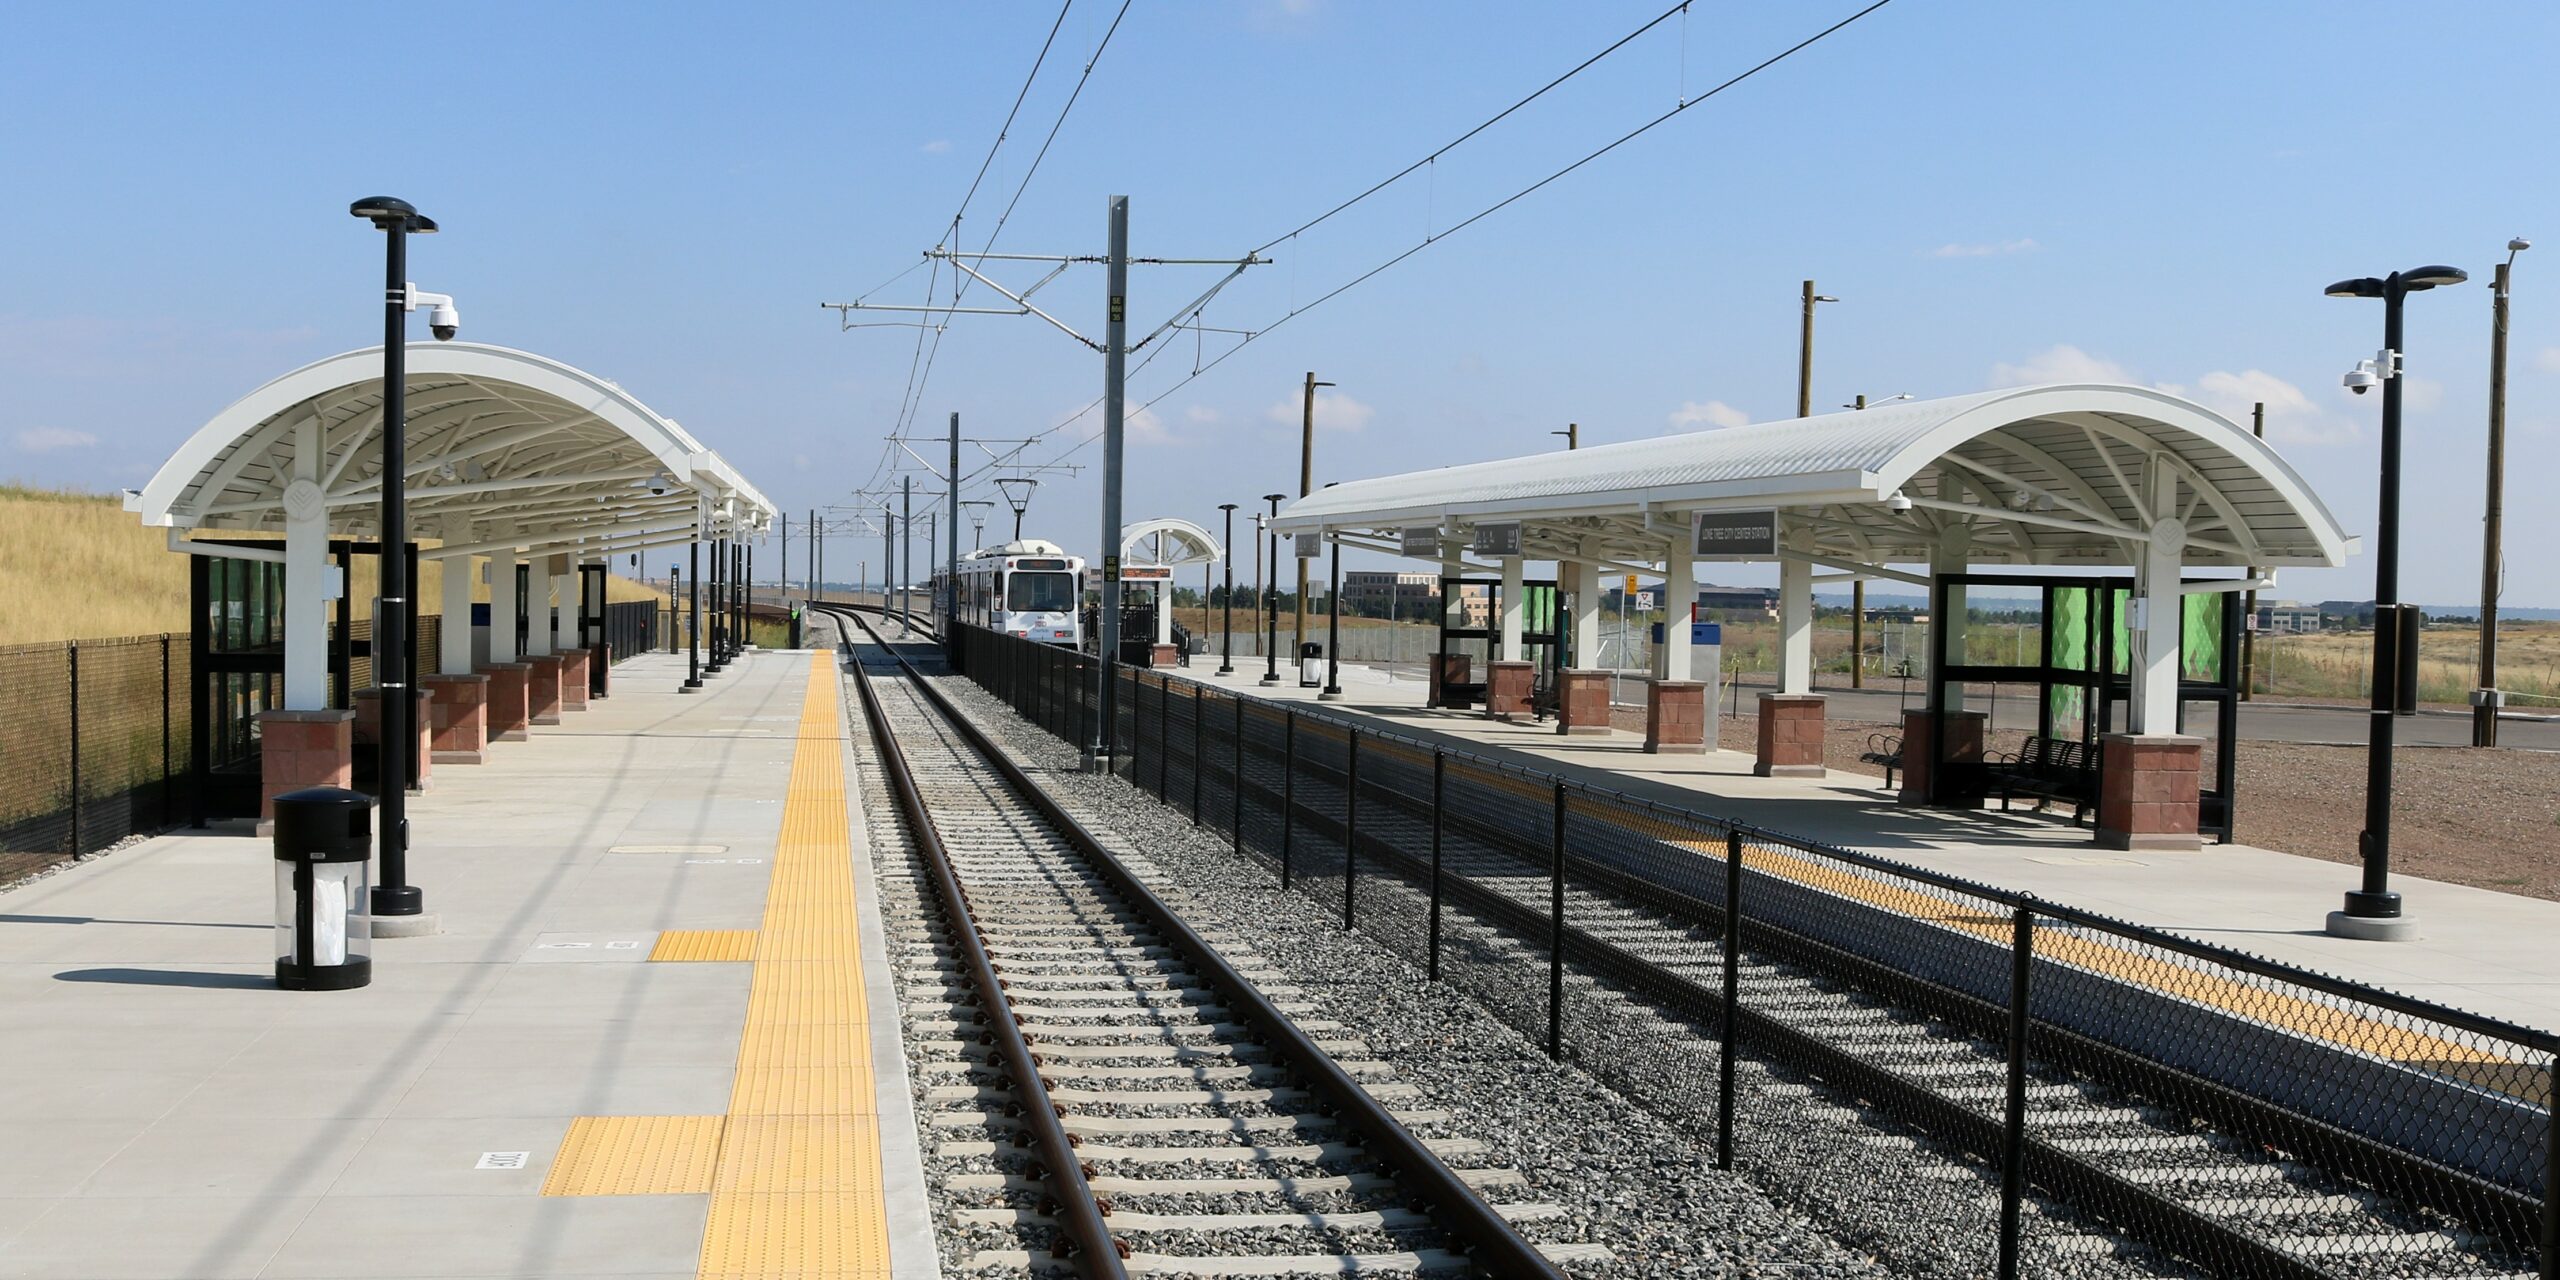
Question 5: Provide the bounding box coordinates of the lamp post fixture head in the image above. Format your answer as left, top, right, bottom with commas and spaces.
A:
2326, 276, 2387, 299
1813, 294, 1839, 304
350, 196, 435, 233
2401, 265, 2469, 290
1218, 502, 1238, 512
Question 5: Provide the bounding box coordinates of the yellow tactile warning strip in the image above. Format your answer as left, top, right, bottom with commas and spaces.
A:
652, 929, 761, 963
1253, 702, 2537, 1088
696, 653, 889, 1278
543, 1115, 726, 1196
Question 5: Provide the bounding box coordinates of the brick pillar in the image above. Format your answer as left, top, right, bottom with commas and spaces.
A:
1556, 669, 1612, 736
258, 709, 353, 824
1150, 643, 1180, 669
526, 654, 566, 726
1486, 661, 1534, 719
2096, 733, 2203, 852
1645, 679, 1709, 753
1754, 693, 1826, 778
421, 673, 489, 765
481, 662, 531, 742
557, 648, 591, 713
1431, 654, 1472, 710
1899, 708, 1986, 807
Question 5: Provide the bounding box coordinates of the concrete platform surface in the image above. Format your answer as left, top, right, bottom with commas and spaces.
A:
1176, 660, 2560, 1037
0, 646, 934, 1280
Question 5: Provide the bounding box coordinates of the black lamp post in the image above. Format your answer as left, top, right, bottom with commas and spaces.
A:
1260, 494, 1287, 685
348, 196, 443, 923
2325, 263, 2468, 933
1217, 503, 1239, 675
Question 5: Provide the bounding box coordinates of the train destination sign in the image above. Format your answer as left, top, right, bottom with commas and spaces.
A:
1399, 526, 1440, 558
1693, 509, 1778, 560
1470, 522, 1522, 556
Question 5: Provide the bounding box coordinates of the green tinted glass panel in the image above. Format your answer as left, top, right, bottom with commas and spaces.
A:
2182, 594, 2225, 683
2048, 587, 2090, 729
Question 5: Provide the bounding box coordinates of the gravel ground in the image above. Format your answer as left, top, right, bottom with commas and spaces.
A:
902, 646, 2193, 1279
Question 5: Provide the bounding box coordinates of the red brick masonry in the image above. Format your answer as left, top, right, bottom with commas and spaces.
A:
1645, 680, 1709, 754
258, 709, 353, 821
557, 649, 591, 713
1150, 643, 1181, 669
2097, 733, 2203, 852
481, 662, 532, 742
526, 654, 566, 726
1486, 661, 1535, 719
1556, 670, 1612, 736
1899, 708, 1986, 807
421, 673, 489, 765
351, 688, 434, 792
1755, 693, 1827, 778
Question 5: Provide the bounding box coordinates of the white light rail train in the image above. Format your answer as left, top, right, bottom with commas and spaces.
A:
931, 539, 1086, 648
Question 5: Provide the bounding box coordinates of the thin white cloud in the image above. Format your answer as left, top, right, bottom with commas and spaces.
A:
1183, 404, 1220, 425
2173, 369, 2359, 446
1928, 237, 2039, 259
1987, 344, 2129, 387
1128, 407, 1174, 445
919, 139, 951, 154
2534, 346, 2560, 375
1266, 389, 1373, 432
11, 425, 99, 453
1665, 400, 1750, 432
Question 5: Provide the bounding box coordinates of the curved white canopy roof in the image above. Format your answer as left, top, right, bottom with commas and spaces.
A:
1271, 384, 2352, 570
1120, 517, 1222, 568
128, 342, 773, 561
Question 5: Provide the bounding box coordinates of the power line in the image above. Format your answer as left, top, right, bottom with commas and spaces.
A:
946, 0, 1077, 249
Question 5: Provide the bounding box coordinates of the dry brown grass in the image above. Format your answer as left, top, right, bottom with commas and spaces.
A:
2253, 623, 2560, 708
0, 484, 663, 646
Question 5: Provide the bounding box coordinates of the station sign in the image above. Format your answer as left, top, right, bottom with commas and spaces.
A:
1693, 509, 1777, 560
1122, 565, 1173, 581
1294, 532, 1324, 559
1470, 522, 1522, 557
1399, 526, 1441, 558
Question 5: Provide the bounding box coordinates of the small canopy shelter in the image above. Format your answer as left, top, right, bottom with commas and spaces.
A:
128, 341, 773, 711
1270, 383, 2353, 744
1118, 517, 1222, 654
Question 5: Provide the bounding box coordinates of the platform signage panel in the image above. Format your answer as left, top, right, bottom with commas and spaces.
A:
1123, 565, 1172, 581
1399, 526, 1440, 558
1294, 531, 1324, 558
1693, 509, 1777, 560
1470, 522, 1522, 557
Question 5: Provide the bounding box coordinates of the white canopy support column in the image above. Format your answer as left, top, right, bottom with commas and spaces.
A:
1498, 555, 1524, 659
282, 477, 332, 711
439, 523, 475, 676
1932, 523, 1972, 706
489, 554, 521, 663
551, 555, 578, 653
1777, 520, 1815, 696
1156, 582, 1174, 647
523, 562, 554, 658
1661, 545, 1694, 682
1567, 557, 1602, 670
2131, 517, 2187, 734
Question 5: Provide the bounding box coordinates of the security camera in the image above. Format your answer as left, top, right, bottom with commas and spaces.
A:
648, 473, 671, 497
429, 302, 459, 342
1885, 490, 1914, 512
2343, 358, 2381, 395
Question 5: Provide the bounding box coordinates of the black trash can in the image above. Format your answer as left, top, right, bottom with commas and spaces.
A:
1299, 642, 1325, 689
272, 786, 374, 991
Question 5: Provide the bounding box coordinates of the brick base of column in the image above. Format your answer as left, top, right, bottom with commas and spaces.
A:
481, 662, 532, 742
2096, 733, 2203, 851
1899, 709, 1986, 807
258, 709, 353, 823
526, 654, 566, 726
1150, 643, 1180, 669
1644, 680, 1709, 753
1557, 670, 1612, 735
557, 649, 591, 713
1486, 661, 1534, 719
422, 673, 489, 765
1754, 693, 1827, 777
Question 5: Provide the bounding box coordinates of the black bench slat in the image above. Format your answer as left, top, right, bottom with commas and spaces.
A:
1987, 733, 2099, 825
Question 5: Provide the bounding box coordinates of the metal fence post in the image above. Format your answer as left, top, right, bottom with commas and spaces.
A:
1158, 672, 1172, 798
1429, 749, 1445, 981
1232, 694, 1245, 856
66, 642, 81, 857
1999, 905, 2034, 1280
1718, 827, 1742, 1170
1547, 780, 1566, 1060
1191, 684, 1204, 826
1281, 709, 1296, 890
2544, 1057, 2557, 1280
1343, 731, 1360, 931
160, 635, 174, 830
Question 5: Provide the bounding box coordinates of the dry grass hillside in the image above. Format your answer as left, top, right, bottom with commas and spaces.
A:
0, 483, 660, 647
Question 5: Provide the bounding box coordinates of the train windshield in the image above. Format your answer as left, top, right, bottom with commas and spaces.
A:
1006, 571, 1076, 613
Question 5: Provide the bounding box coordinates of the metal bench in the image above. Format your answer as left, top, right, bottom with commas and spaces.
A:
1987, 734, 2099, 825
1859, 732, 1904, 789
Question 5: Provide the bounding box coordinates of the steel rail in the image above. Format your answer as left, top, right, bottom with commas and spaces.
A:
836, 623, 1128, 1278
826, 605, 1567, 1280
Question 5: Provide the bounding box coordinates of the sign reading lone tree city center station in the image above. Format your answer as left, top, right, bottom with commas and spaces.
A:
1693, 509, 1778, 560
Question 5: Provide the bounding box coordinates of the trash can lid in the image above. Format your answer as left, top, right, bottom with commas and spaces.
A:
272, 787, 374, 862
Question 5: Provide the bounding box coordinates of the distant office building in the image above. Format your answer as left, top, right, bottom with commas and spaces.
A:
1697, 584, 1779, 616
2317, 600, 2379, 627
2254, 600, 2323, 634
1342, 571, 1440, 617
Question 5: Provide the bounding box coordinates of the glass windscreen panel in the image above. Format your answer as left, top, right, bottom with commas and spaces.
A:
1008, 571, 1077, 613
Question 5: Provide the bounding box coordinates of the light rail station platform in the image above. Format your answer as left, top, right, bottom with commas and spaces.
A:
1170, 659, 2560, 1036
0, 645, 934, 1280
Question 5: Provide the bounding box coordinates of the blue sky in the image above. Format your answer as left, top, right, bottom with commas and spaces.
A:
3, 1, 2555, 606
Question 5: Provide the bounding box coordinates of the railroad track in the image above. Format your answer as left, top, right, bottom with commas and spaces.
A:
822, 606, 1600, 1277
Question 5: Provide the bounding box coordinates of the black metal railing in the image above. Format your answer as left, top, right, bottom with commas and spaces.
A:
600, 600, 658, 667
949, 620, 2559, 1280
1, 635, 188, 885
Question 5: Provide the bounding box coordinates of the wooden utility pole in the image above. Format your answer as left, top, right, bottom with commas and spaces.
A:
2478, 244, 2525, 747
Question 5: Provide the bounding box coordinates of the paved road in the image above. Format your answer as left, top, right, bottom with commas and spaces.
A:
1346, 660, 2560, 750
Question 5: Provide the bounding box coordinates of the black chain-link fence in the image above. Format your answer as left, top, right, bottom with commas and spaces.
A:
952, 621, 2560, 1280
1, 636, 188, 886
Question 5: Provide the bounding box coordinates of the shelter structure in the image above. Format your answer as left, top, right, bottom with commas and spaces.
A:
1270, 384, 2353, 850
1119, 517, 1222, 667
127, 342, 773, 817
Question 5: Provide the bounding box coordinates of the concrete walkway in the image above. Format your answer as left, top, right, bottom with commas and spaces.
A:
1172, 659, 2560, 1037
0, 645, 933, 1280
